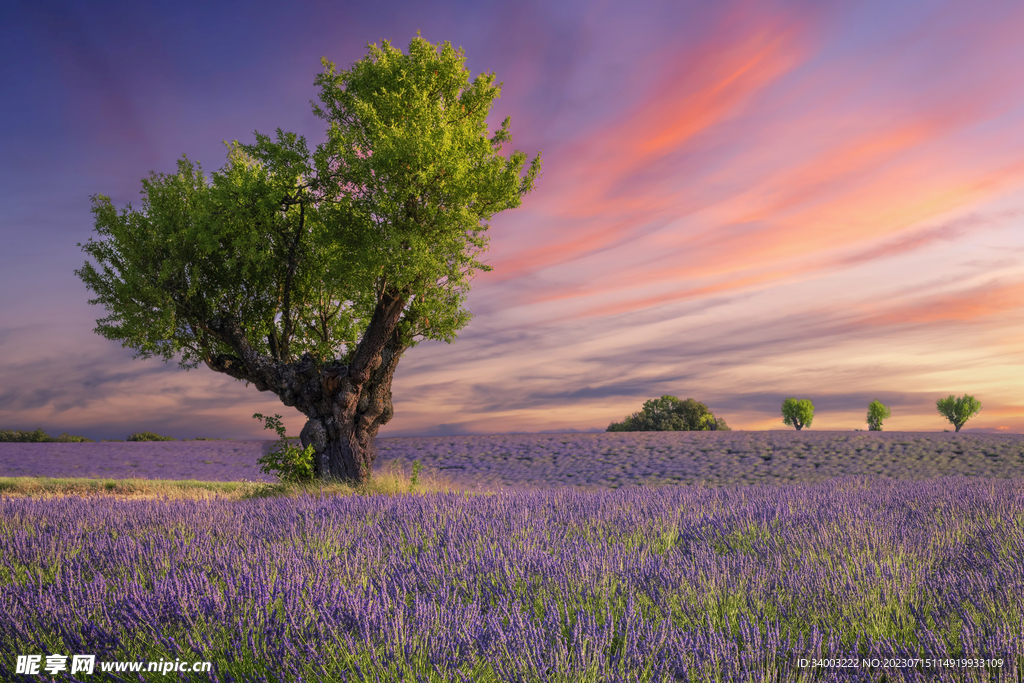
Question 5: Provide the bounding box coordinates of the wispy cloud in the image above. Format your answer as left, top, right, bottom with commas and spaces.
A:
854, 279, 1024, 327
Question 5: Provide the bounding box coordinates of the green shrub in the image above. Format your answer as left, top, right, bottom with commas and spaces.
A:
408, 460, 423, 493
0, 428, 92, 442
607, 396, 730, 432
55, 432, 93, 442
253, 413, 315, 483
1, 428, 51, 442
781, 397, 814, 431
126, 431, 177, 441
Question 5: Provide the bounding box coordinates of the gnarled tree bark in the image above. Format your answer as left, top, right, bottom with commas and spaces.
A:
201, 287, 410, 485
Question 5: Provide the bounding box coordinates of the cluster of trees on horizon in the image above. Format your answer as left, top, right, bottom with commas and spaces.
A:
0, 394, 991, 444
0, 429, 226, 443
607, 394, 985, 433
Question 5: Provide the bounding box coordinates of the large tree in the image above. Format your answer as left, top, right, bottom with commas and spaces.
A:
75, 36, 541, 484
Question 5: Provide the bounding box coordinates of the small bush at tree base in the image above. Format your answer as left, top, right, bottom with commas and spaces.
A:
866, 400, 891, 431
253, 413, 316, 483
781, 398, 814, 431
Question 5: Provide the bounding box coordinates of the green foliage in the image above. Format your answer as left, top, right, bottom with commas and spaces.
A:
408, 460, 423, 493
53, 433, 93, 443
253, 413, 315, 483
781, 398, 814, 431
74, 35, 541, 372
126, 431, 176, 442
866, 400, 891, 431
607, 396, 730, 432
0, 429, 93, 443
1, 428, 51, 443
936, 394, 982, 432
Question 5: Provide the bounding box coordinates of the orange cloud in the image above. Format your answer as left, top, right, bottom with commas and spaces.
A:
549, 266, 808, 320
966, 405, 1024, 419
497, 134, 1024, 318
701, 157, 1024, 270
855, 279, 1024, 327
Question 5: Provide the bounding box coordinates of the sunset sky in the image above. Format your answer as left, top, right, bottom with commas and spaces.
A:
2, 0, 1023, 441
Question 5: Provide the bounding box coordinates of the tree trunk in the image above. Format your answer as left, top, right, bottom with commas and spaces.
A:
299, 335, 405, 483
294, 288, 409, 485
203, 288, 410, 486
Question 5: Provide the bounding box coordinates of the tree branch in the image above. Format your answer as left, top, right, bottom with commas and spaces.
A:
278, 195, 305, 360
205, 313, 282, 393
203, 352, 251, 382
348, 287, 408, 386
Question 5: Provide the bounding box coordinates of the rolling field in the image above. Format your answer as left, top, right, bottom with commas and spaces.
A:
4, 431, 1024, 490
374, 431, 1024, 490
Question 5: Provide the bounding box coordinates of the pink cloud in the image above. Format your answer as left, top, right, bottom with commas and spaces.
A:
484, 15, 1024, 319
488, 3, 819, 280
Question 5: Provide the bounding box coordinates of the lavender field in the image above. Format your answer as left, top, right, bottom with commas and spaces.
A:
373, 431, 1024, 491
2, 432, 1023, 682
4, 431, 1024, 490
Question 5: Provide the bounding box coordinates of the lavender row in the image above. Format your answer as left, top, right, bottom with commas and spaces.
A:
0, 441, 278, 483
4, 432, 1023, 491
2, 477, 1022, 681
376, 431, 1024, 490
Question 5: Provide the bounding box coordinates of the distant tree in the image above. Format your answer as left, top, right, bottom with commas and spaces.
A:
74, 36, 540, 485
781, 397, 814, 431
54, 432, 94, 443
0, 428, 51, 443
607, 396, 730, 432
0, 429, 93, 442
126, 431, 177, 442
936, 394, 981, 432
866, 400, 891, 431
